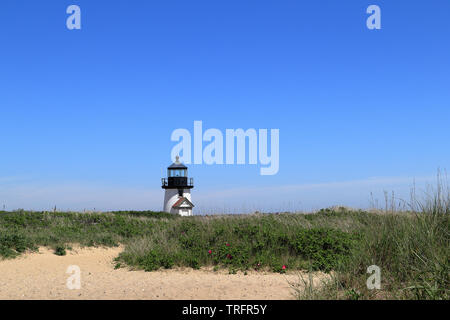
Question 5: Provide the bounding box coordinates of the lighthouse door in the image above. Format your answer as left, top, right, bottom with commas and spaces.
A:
180, 209, 190, 216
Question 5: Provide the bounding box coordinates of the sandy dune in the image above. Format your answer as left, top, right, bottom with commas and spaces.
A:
0, 246, 325, 300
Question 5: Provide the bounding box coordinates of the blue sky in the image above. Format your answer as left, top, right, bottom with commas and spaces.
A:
0, 1, 449, 212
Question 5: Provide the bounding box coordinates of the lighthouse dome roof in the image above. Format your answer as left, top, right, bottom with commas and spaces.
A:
168, 156, 187, 169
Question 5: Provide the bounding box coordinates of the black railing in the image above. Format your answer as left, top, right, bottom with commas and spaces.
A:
161, 177, 194, 188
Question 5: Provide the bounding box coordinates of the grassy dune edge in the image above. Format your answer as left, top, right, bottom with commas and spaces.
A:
0, 182, 448, 300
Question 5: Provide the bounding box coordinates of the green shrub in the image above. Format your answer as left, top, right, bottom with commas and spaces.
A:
54, 245, 66, 256
293, 228, 360, 272
0, 232, 35, 258
135, 249, 175, 272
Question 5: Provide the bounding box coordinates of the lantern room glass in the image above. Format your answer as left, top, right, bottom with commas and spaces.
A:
168, 169, 187, 177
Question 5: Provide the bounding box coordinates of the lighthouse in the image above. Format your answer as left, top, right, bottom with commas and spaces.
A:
161, 156, 194, 216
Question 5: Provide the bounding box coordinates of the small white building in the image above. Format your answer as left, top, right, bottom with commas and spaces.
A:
161, 156, 194, 216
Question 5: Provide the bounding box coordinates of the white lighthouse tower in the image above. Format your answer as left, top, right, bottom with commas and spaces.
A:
161, 156, 194, 216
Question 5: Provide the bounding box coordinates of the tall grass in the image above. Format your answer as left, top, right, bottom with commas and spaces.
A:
291, 173, 449, 300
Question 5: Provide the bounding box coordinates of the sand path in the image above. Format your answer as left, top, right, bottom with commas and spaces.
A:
0, 246, 325, 300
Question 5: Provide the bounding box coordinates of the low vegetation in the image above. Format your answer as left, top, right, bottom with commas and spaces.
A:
0, 179, 448, 300
0, 209, 361, 272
